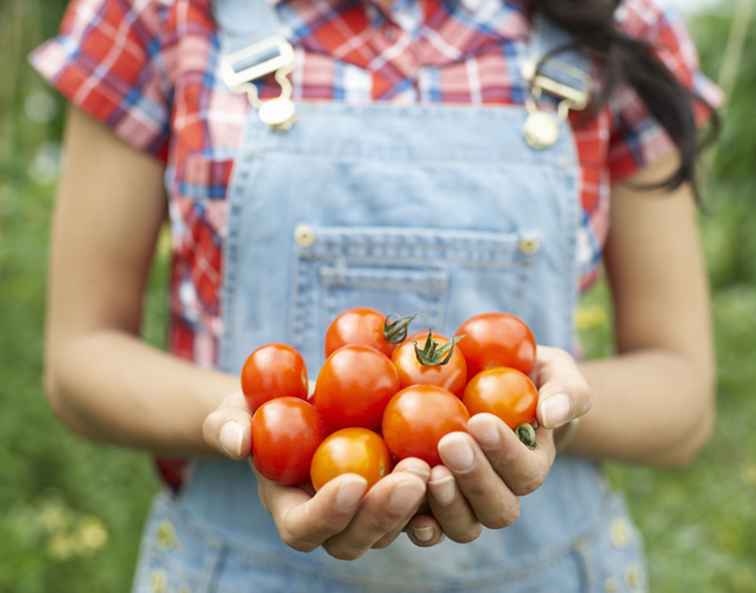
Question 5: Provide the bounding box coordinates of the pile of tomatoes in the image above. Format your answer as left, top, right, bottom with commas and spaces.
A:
242, 308, 539, 489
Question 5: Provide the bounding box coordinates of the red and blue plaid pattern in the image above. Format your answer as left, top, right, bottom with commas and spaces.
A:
33, 0, 720, 369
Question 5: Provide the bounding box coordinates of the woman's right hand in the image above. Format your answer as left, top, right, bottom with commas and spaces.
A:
202, 392, 430, 560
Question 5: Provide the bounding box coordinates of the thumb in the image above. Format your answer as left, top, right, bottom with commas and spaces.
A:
202, 392, 252, 459
534, 346, 592, 429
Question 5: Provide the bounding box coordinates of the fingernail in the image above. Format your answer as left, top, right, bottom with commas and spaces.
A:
438, 434, 475, 473
220, 422, 244, 457
336, 477, 367, 511
397, 459, 430, 481
470, 415, 500, 449
429, 476, 455, 506
413, 526, 434, 543
388, 479, 423, 515
541, 393, 571, 428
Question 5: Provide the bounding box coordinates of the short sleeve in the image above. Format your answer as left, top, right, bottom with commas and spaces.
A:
30, 0, 173, 161
607, 0, 722, 184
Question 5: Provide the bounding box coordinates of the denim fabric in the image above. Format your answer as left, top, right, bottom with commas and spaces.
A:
131, 2, 648, 592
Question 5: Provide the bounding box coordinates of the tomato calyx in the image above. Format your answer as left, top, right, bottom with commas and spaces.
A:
413, 330, 463, 367
383, 314, 416, 345
516, 423, 537, 449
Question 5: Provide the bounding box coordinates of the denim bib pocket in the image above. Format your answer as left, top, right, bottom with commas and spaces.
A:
289, 224, 541, 367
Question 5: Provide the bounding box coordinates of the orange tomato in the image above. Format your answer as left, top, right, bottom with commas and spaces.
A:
382, 385, 470, 466
392, 332, 467, 396
310, 428, 392, 491
251, 397, 325, 486
313, 345, 400, 431
463, 367, 539, 448
241, 343, 308, 411
455, 312, 537, 377
324, 307, 413, 358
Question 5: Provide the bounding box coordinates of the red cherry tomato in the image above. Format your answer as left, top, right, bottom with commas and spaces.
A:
313, 345, 400, 431
382, 385, 470, 466
251, 397, 325, 486
463, 367, 539, 448
392, 331, 467, 396
455, 312, 536, 377
310, 428, 392, 491
324, 307, 413, 358
241, 343, 308, 412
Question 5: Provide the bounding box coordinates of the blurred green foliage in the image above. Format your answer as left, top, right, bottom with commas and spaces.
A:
1, 1, 754, 593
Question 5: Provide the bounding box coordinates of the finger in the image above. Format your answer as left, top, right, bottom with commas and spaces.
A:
468, 413, 555, 496
534, 346, 592, 429
202, 392, 252, 458
325, 473, 426, 560
372, 457, 432, 548
437, 432, 520, 530
405, 514, 445, 547
392, 457, 431, 482
261, 471, 368, 552
427, 465, 481, 543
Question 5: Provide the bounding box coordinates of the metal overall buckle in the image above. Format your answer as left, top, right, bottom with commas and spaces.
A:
220, 36, 296, 131
521, 59, 589, 150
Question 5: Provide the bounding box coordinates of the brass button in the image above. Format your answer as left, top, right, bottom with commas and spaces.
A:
626, 564, 642, 589
150, 570, 167, 593
156, 520, 177, 550
518, 236, 541, 255
604, 576, 619, 593
294, 224, 316, 248
523, 111, 560, 150
610, 517, 630, 549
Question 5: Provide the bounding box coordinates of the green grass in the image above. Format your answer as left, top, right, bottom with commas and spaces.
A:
580, 283, 756, 592
1, 2, 755, 592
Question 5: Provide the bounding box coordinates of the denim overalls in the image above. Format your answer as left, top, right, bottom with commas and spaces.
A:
131, 1, 648, 592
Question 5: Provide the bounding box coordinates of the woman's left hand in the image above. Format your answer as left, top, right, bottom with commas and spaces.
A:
405, 346, 592, 547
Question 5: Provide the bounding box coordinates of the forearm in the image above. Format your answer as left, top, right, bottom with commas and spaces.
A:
46, 329, 237, 456
563, 349, 715, 466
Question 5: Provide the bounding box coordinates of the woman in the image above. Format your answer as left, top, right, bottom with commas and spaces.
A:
35, 0, 720, 591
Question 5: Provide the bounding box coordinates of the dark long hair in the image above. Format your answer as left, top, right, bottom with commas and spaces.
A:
533, 0, 719, 200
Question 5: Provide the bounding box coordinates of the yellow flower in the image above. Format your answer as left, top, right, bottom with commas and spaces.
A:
742, 464, 756, 487
157, 226, 172, 257
48, 533, 76, 561
576, 304, 608, 331
75, 516, 109, 552
38, 500, 69, 532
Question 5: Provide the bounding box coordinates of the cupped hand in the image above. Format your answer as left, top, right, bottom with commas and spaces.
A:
406, 345, 593, 546
256, 457, 428, 559
202, 392, 431, 559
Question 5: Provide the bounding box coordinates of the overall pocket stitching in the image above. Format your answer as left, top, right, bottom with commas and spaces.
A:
319, 265, 449, 295
298, 225, 541, 270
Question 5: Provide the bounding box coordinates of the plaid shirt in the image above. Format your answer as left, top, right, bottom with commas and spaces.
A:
33, 0, 718, 487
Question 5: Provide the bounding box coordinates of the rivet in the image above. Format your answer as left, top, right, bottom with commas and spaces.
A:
604, 576, 619, 593
156, 521, 177, 550
626, 564, 642, 589
518, 237, 541, 255
151, 570, 167, 593
294, 224, 316, 248
610, 517, 630, 549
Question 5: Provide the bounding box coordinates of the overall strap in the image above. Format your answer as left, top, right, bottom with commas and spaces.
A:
213, 0, 286, 42
527, 15, 591, 107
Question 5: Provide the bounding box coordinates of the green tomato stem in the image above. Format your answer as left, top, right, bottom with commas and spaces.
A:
516, 423, 537, 449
